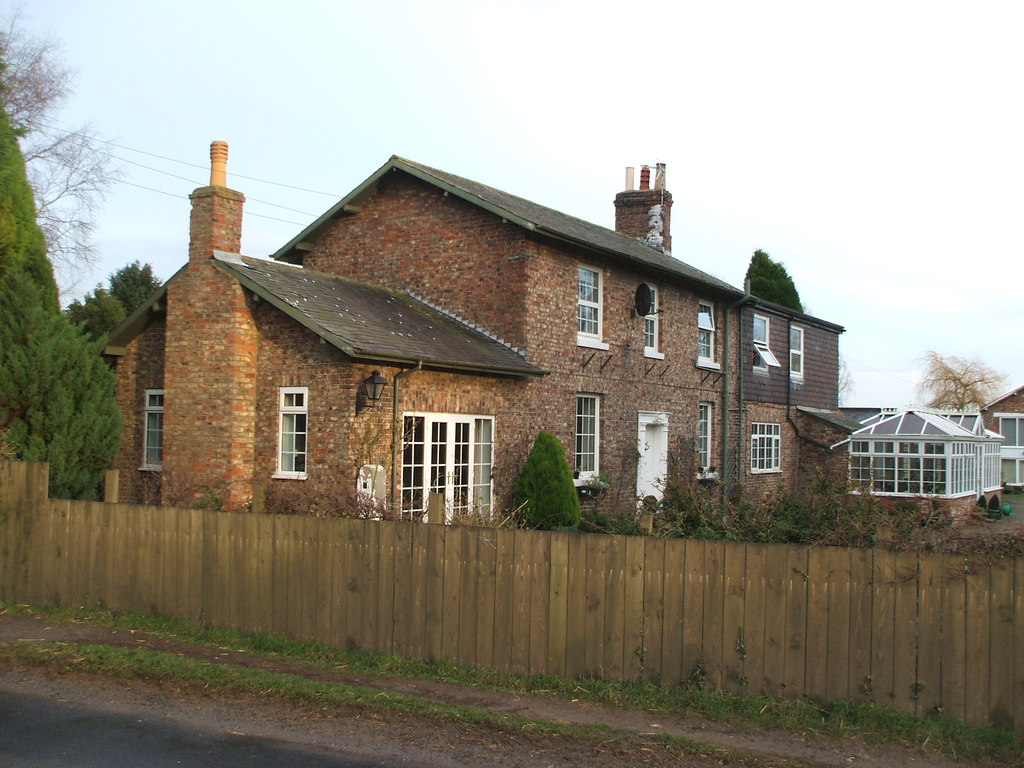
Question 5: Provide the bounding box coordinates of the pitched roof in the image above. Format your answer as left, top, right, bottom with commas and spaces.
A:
796, 406, 863, 433
272, 156, 744, 298
983, 384, 1024, 411
213, 253, 545, 377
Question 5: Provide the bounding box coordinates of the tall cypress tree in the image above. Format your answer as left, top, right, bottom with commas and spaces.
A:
0, 70, 121, 499
744, 249, 803, 312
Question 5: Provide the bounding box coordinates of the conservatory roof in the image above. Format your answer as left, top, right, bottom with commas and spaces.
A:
852, 410, 993, 439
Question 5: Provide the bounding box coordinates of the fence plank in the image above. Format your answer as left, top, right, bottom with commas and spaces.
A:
762, 543, 787, 698
703, 541, 726, 691
375, 522, 397, 654
584, 535, 607, 677
564, 532, 588, 679
743, 543, 767, 696
825, 547, 852, 703
623, 536, 645, 680
547, 531, 570, 677
660, 539, 685, 688
804, 547, 830, 702
391, 522, 414, 657
1015, 557, 1024, 737
423, 524, 446, 663
916, 552, 943, 718
529, 532, 551, 677
603, 536, 626, 680
721, 542, 746, 694
510, 529, 532, 675
456, 526, 479, 667
964, 560, 991, 725
474, 527, 498, 670
939, 554, 967, 721
441, 524, 463, 662
870, 550, 896, 707
989, 558, 1014, 730
680, 539, 705, 686
847, 548, 873, 703
642, 538, 666, 685
891, 551, 920, 715
783, 547, 808, 698
491, 527, 515, 674
407, 523, 428, 659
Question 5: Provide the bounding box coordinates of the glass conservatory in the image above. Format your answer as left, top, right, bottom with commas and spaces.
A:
848, 411, 1002, 500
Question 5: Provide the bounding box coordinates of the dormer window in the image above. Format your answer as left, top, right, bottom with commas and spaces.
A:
752, 314, 780, 371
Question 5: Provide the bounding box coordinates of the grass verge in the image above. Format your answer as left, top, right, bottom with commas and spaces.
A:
3, 602, 1022, 763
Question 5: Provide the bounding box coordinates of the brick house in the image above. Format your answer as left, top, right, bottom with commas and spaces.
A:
106, 143, 851, 517
983, 385, 1024, 488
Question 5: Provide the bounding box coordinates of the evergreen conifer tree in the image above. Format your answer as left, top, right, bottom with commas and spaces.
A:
0, 72, 121, 498
744, 249, 803, 312
513, 431, 581, 530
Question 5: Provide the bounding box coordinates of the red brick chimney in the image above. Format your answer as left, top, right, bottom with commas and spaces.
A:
162, 141, 257, 508
614, 162, 672, 254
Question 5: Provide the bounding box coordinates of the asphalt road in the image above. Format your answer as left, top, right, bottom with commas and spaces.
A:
0, 687, 401, 768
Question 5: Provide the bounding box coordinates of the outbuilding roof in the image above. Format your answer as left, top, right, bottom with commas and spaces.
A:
213, 252, 545, 377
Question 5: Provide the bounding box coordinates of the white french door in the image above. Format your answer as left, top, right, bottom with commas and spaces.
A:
401, 413, 493, 522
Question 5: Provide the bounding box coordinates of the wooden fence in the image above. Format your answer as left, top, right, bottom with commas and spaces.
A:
1, 460, 1021, 733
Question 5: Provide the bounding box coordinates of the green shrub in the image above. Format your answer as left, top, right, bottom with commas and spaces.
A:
513, 431, 581, 530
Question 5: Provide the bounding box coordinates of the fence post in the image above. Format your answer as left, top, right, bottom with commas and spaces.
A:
104, 469, 120, 504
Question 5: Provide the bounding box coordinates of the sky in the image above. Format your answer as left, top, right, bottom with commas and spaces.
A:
15, 0, 1024, 408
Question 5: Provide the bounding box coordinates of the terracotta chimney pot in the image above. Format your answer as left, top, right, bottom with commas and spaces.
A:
210, 141, 229, 187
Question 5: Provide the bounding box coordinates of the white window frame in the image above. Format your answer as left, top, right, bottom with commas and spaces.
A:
697, 301, 718, 368
577, 265, 609, 350
697, 402, 713, 472
752, 314, 781, 371
643, 285, 664, 359
141, 389, 164, 470
750, 422, 781, 473
275, 386, 309, 479
789, 325, 804, 380
998, 415, 1024, 448
575, 394, 600, 481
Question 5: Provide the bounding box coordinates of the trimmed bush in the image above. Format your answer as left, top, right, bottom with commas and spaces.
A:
513, 431, 581, 530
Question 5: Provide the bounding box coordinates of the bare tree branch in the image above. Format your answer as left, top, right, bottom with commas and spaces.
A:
916, 350, 1007, 411
0, 8, 122, 294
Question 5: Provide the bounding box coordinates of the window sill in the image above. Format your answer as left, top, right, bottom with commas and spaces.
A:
790, 374, 804, 383
272, 472, 308, 481
577, 335, 610, 351
644, 349, 665, 360
696, 359, 720, 370
752, 367, 769, 376
750, 468, 782, 475
138, 465, 163, 472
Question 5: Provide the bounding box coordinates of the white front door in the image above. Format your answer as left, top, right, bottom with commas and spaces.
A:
637, 412, 669, 502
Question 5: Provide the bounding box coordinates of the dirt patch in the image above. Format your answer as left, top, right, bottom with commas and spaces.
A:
0, 612, 1005, 767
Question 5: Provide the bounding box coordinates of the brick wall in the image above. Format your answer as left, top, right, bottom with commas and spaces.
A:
162, 185, 257, 508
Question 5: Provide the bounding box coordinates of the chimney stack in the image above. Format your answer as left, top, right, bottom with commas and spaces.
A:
188, 141, 245, 262
614, 162, 672, 254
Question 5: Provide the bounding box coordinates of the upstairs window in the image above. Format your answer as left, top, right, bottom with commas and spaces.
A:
999, 416, 1024, 447
142, 389, 164, 470
277, 387, 308, 479
789, 326, 804, 379
577, 266, 608, 349
752, 314, 780, 371
697, 302, 716, 366
643, 285, 662, 358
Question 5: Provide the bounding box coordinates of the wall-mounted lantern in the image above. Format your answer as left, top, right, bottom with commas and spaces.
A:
356, 370, 388, 414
